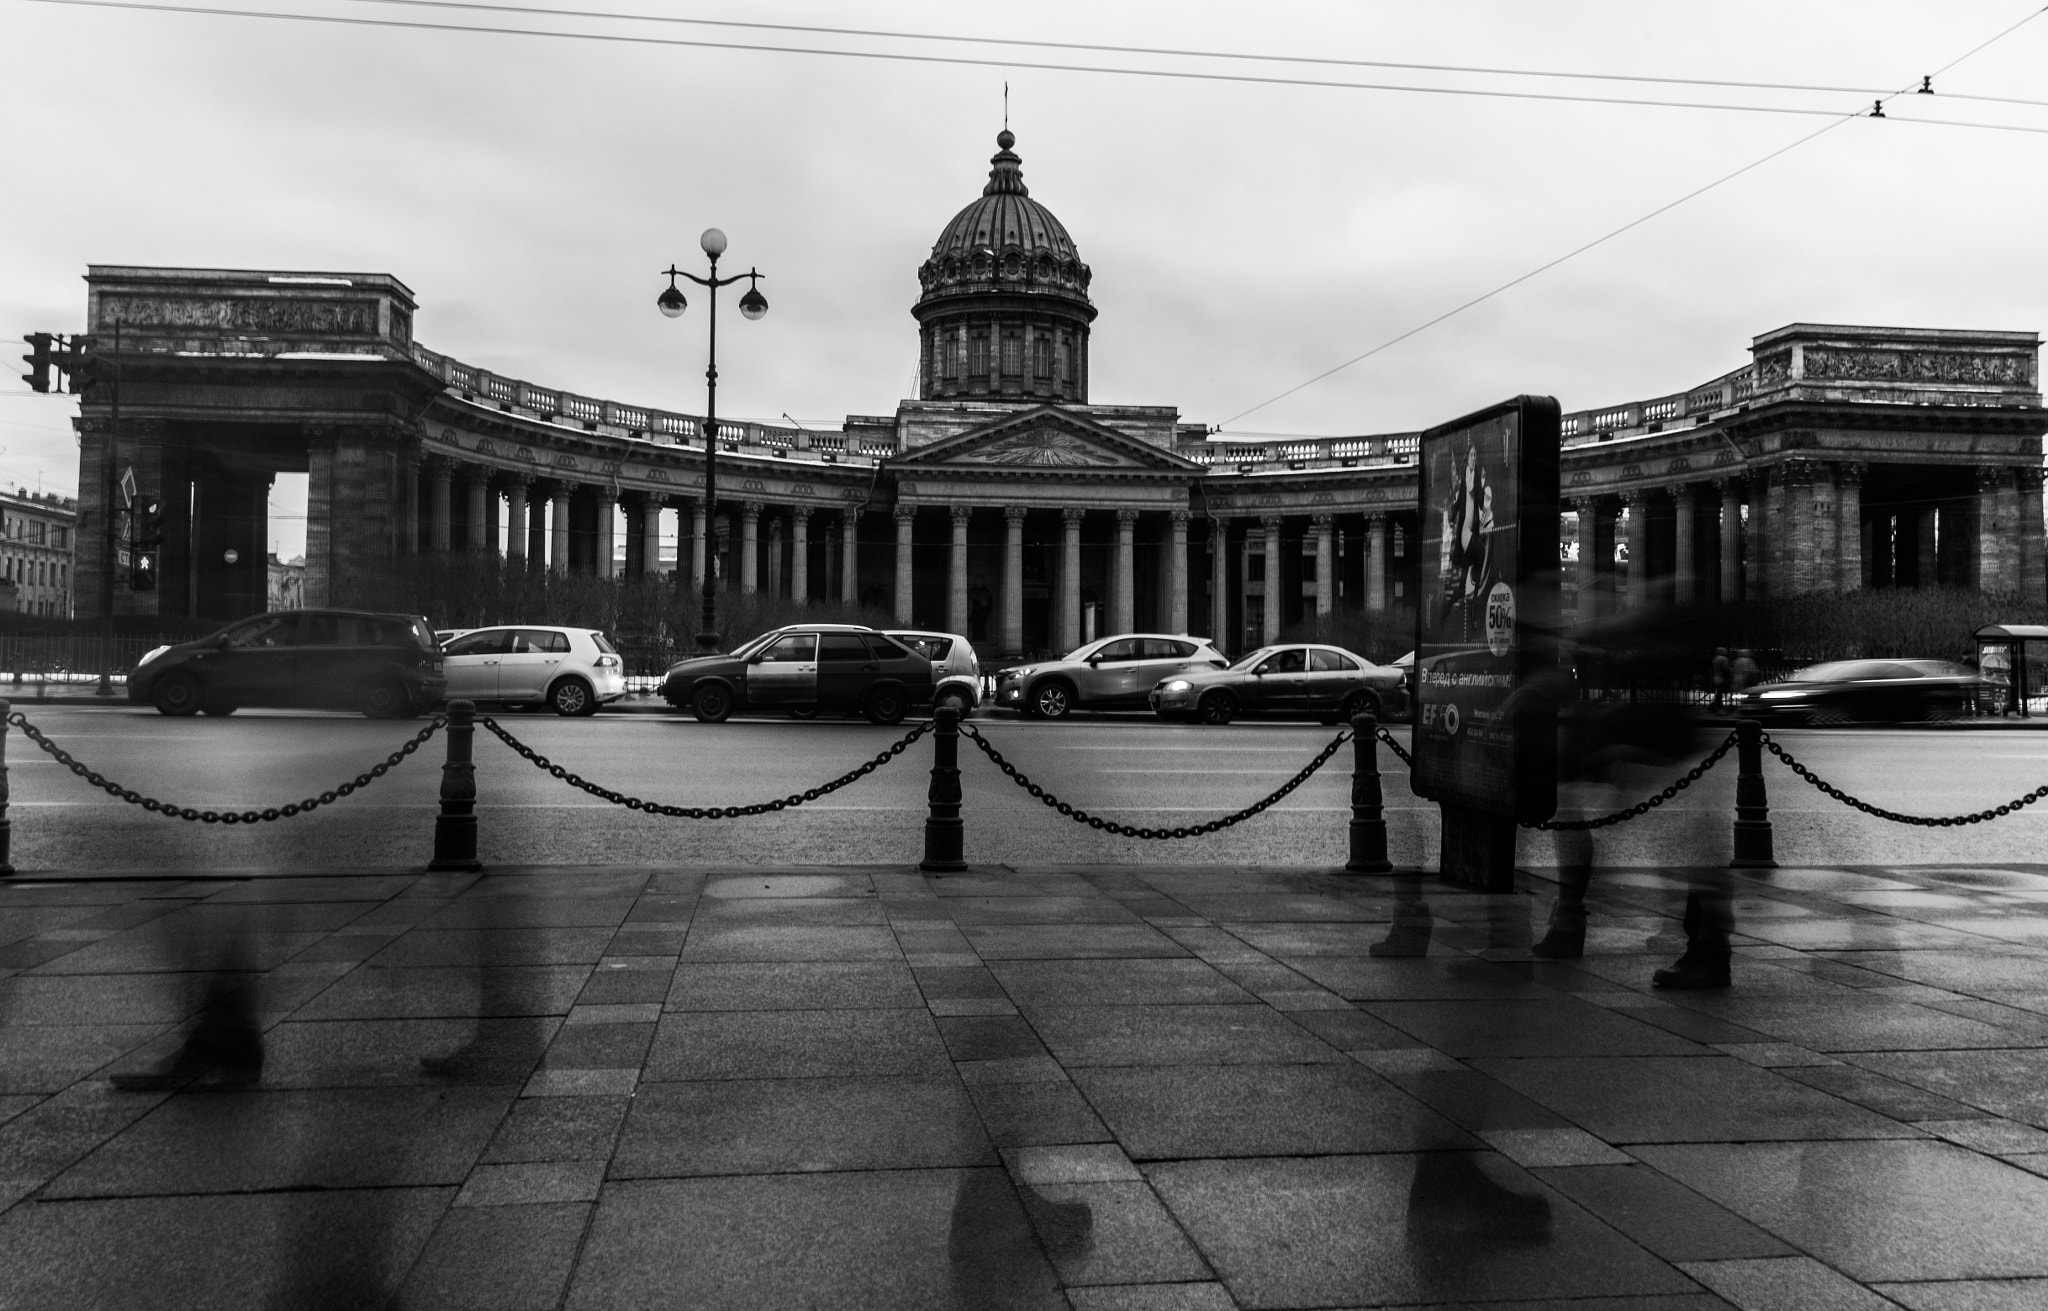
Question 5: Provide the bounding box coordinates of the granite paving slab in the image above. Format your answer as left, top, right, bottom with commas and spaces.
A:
1023, 1003, 1343, 1066
643, 1007, 954, 1080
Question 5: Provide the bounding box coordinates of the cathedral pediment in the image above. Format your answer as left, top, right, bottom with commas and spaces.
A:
893, 406, 1200, 474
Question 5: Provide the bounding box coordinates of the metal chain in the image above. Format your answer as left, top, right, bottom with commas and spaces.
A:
6, 710, 444, 823
1762, 730, 2048, 826
959, 724, 1351, 840
479, 716, 930, 817
1531, 730, 1738, 831
1377, 726, 1413, 766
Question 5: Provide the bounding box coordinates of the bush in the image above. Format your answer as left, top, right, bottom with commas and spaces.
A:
1697, 588, 2048, 667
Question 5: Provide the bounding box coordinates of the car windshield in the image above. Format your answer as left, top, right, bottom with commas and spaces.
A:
727, 632, 779, 660
1229, 646, 1280, 672
1788, 661, 1899, 683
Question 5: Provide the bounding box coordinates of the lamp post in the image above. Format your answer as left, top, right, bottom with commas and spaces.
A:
658, 227, 768, 650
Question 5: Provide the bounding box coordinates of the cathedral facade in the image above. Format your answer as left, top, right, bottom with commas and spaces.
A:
59, 133, 2048, 658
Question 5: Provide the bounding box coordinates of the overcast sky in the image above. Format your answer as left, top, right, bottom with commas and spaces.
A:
3, 1, 2045, 557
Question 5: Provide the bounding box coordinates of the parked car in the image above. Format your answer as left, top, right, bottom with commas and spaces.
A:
992, 633, 1229, 719
1151, 643, 1408, 725
660, 624, 934, 724
885, 630, 981, 718
1738, 658, 1986, 725
130, 609, 446, 718
440, 625, 626, 716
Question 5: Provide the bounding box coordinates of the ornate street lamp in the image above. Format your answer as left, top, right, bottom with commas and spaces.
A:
658, 227, 768, 650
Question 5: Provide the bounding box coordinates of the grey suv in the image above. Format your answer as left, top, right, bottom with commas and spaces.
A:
992, 633, 1229, 719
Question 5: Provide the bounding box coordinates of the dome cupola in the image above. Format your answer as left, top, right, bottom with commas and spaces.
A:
913, 130, 1095, 404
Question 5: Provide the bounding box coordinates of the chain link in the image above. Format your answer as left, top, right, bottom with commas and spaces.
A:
479, 716, 930, 817
960, 724, 1350, 839
7, 710, 444, 823
1530, 730, 1738, 831
1376, 726, 1414, 767
1762, 730, 2048, 826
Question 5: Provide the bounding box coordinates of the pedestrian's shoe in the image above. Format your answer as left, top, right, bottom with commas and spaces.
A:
1530, 905, 1587, 960
1651, 951, 1731, 990
1406, 1151, 1553, 1243
1370, 918, 1433, 958
110, 1036, 263, 1091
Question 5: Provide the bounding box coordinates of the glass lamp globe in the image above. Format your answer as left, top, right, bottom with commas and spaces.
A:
700, 228, 728, 259
738, 287, 768, 321
656, 286, 686, 318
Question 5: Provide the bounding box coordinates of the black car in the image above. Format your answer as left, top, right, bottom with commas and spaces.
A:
660, 625, 934, 724
1739, 659, 1987, 725
129, 609, 446, 718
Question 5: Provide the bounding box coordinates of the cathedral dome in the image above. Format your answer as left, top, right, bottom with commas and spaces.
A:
914, 130, 1096, 404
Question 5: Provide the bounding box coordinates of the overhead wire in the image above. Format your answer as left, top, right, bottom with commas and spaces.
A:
1216, 3, 2048, 428
16, 0, 2048, 128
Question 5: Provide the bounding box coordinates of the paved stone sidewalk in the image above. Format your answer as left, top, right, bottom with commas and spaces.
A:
6, 861, 2048, 1309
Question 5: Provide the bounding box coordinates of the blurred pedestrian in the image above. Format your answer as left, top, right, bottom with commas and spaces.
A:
1710, 647, 1732, 710
1732, 648, 1759, 694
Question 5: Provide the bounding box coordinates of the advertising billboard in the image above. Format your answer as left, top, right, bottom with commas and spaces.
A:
1412, 395, 1561, 824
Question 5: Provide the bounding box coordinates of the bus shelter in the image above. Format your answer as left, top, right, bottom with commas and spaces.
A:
1973, 623, 2048, 718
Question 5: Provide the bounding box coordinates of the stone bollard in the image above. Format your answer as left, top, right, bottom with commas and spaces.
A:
1729, 717, 1776, 869
921, 707, 965, 873
0, 699, 13, 877
1345, 709, 1392, 874
429, 699, 482, 873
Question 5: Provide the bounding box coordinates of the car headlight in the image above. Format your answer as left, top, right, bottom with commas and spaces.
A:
1162, 679, 1192, 692
1006, 667, 1035, 680
1759, 690, 1805, 700
138, 644, 170, 666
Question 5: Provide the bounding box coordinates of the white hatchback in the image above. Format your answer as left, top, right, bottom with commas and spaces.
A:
439, 626, 626, 716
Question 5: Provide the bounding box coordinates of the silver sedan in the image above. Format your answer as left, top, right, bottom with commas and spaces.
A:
1149, 644, 1407, 725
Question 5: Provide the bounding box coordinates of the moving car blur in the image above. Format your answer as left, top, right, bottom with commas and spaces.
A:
1150, 643, 1408, 725
1739, 658, 1987, 725
993, 634, 1228, 719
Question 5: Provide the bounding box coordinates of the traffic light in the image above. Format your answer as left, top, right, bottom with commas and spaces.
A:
20, 333, 51, 393
130, 497, 161, 591
63, 337, 99, 396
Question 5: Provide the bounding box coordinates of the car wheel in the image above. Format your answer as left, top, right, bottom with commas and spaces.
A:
549, 676, 596, 717
200, 696, 238, 717
1926, 696, 1965, 722
1197, 690, 1237, 725
359, 679, 408, 719
1331, 691, 1381, 726
1030, 681, 1073, 720
691, 683, 733, 723
790, 706, 819, 720
935, 687, 973, 719
865, 685, 908, 726
153, 674, 202, 717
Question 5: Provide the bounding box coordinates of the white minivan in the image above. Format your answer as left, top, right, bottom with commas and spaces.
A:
439, 626, 626, 716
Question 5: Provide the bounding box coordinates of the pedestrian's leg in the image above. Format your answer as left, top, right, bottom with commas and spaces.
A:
1653, 878, 1732, 990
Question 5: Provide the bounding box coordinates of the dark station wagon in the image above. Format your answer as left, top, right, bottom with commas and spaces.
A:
660, 625, 934, 724
129, 608, 446, 718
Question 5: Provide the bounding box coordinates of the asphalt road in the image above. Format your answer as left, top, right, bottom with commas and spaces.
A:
5, 704, 2048, 873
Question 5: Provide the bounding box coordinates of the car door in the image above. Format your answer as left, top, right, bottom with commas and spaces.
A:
441, 628, 511, 701
815, 632, 876, 710
1135, 638, 1199, 697
1306, 647, 1361, 713
1244, 647, 1308, 713
863, 633, 932, 701
209, 613, 304, 706
1077, 638, 1143, 704
747, 632, 818, 707
500, 629, 569, 701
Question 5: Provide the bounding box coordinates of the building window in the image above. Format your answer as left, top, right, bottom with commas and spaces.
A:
1034, 336, 1052, 379
1248, 555, 1266, 583
968, 335, 990, 378
1001, 336, 1022, 377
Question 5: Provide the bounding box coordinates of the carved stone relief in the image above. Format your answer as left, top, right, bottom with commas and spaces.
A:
101, 295, 381, 335
949, 427, 1129, 467
1803, 347, 2030, 386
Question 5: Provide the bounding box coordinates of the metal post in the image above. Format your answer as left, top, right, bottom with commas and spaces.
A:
429, 699, 482, 872
921, 707, 965, 872
1730, 717, 1776, 869
1346, 709, 1392, 873
0, 699, 14, 877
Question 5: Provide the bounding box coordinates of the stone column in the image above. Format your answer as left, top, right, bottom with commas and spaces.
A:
1672, 485, 1696, 603
2021, 468, 2047, 602
1623, 493, 1647, 608
1572, 499, 1599, 616
427, 458, 452, 552
1977, 467, 2014, 594
1113, 508, 1137, 634
1311, 513, 1334, 618
767, 514, 784, 597
1366, 513, 1389, 614
641, 493, 665, 577
598, 489, 618, 579
1002, 506, 1026, 654
1169, 509, 1190, 635
1718, 479, 1742, 603
399, 447, 421, 558
841, 512, 860, 606
740, 501, 761, 595
526, 480, 550, 566
506, 477, 530, 565
689, 501, 706, 589
948, 505, 971, 635
1747, 470, 1771, 599
1261, 515, 1283, 644
1060, 508, 1083, 652
790, 507, 810, 604
466, 472, 489, 554
1836, 462, 1863, 591
894, 505, 916, 623
550, 485, 571, 574
1798, 462, 1836, 595
1210, 518, 1232, 648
